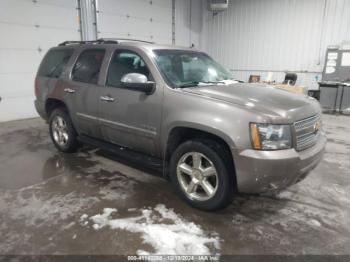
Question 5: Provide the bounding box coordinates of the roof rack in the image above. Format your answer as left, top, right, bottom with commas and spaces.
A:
100, 38, 155, 44
58, 38, 154, 46
58, 39, 119, 46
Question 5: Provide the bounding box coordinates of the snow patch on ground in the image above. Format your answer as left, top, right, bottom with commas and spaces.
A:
0, 189, 99, 227
309, 219, 321, 227
80, 214, 88, 221
81, 204, 220, 255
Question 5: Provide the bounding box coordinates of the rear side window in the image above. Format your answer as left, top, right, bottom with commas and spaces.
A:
38, 49, 73, 78
72, 49, 105, 84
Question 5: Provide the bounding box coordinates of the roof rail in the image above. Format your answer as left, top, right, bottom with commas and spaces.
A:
58, 38, 154, 47
58, 39, 119, 46
97, 38, 154, 44
58, 41, 83, 46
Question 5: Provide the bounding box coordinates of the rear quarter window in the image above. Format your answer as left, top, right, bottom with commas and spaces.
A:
38, 49, 74, 78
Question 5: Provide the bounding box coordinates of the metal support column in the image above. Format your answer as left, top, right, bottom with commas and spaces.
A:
172, 0, 176, 45
77, 0, 98, 40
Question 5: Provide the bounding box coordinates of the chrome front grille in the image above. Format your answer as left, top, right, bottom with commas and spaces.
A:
294, 114, 321, 151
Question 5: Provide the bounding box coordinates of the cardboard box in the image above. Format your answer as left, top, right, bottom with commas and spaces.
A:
272, 84, 307, 94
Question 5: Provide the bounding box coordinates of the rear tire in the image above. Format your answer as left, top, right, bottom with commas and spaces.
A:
169, 139, 234, 211
49, 108, 80, 153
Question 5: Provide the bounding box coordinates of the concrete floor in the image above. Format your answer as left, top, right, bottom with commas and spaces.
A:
0, 114, 349, 256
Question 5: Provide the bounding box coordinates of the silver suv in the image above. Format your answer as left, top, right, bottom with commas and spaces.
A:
34, 39, 326, 211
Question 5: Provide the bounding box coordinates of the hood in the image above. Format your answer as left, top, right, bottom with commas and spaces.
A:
183, 83, 321, 123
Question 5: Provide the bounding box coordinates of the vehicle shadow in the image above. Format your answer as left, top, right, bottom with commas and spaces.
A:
95, 148, 165, 178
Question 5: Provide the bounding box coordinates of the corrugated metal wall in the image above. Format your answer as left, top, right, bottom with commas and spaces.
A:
201, 0, 350, 89
1, 0, 349, 121
175, 0, 203, 47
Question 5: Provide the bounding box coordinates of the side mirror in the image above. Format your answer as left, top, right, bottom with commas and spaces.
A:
121, 73, 155, 95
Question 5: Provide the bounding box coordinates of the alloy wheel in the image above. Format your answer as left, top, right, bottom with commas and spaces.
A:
176, 152, 219, 201
52, 116, 69, 147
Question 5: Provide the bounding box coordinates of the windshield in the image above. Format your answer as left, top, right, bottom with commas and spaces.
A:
153, 49, 234, 88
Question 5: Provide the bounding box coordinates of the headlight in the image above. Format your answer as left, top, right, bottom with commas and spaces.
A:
250, 123, 292, 150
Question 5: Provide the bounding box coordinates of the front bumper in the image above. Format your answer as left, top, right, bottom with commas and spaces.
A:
233, 134, 327, 194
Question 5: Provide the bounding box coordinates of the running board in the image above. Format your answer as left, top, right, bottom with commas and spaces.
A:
78, 135, 164, 169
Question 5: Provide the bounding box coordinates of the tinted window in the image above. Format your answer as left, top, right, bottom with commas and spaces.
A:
72, 49, 105, 84
106, 50, 151, 87
38, 49, 73, 78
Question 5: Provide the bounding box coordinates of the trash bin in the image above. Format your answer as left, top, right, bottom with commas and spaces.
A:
340, 84, 350, 115
319, 82, 343, 113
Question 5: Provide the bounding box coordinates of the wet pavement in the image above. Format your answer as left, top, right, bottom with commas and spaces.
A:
0, 114, 349, 255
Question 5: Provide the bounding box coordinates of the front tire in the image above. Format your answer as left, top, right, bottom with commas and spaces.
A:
49, 108, 80, 153
169, 139, 234, 211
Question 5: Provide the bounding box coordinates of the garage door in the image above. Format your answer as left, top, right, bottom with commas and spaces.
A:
97, 0, 172, 45
0, 0, 80, 122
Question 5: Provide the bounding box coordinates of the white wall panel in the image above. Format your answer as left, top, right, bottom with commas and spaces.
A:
97, 0, 173, 44
201, 0, 350, 90
4, 0, 348, 122
0, 0, 80, 122
175, 0, 203, 48
0, 0, 197, 121
97, 0, 201, 46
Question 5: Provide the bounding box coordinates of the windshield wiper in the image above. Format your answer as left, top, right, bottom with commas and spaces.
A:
230, 78, 244, 83
201, 81, 226, 84
178, 81, 224, 88
178, 82, 200, 88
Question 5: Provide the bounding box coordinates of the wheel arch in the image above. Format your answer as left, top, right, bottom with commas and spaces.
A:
164, 125, 237, 191
45, 98, 68, 118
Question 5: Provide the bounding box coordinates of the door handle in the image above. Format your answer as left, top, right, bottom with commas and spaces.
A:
64, 88, 75, 94
100, 95, 115, 102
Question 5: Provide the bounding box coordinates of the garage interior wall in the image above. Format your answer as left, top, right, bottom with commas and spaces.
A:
0, 0, 80, 122
201, 0, 350, 90
96, 0, 201, 46
0, 0, 197, 122
175, 0, 203, 48
2, 0, 349, 122
96, 0, 173, 44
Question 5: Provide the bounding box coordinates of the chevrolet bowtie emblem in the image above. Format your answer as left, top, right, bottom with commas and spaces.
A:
314, 121, 321, 133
